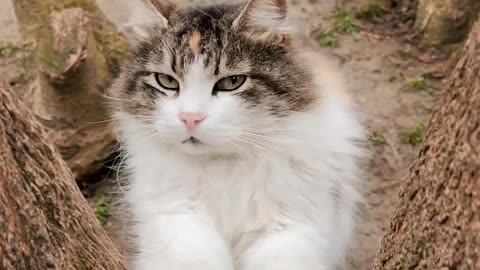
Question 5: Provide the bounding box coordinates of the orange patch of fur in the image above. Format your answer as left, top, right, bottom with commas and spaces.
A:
189, 32, 202, 54
299, 49, 352, 106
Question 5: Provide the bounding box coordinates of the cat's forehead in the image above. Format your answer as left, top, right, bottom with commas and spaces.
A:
173, 4, 238, 33
168, 4, 238, 52
139, 4, 251, 76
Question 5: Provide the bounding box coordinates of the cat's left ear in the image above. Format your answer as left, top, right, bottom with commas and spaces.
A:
232, 0, 292, 40
122, 0, 177, 45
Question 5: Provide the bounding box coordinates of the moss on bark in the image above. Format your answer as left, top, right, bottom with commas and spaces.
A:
12, 1, 129, 179
414, 0, 473, 46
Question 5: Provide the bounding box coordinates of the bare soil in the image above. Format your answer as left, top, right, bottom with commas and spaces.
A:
0, 0, 448, 268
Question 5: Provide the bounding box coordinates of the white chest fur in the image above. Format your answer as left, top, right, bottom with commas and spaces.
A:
118, 83, 365, 269
127, 146, 335, 243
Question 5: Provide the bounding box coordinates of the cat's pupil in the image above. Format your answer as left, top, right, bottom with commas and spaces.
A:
231, 76, 237, 84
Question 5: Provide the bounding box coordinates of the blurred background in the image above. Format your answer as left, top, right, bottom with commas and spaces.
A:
1, 0, 478, 269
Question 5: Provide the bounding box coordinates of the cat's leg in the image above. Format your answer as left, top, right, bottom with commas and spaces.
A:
238, 223, 334, 270
133, 212, 234, 270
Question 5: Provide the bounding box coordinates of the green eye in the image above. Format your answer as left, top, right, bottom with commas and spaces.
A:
155, 73, 179, 90
215, 75, 247, 91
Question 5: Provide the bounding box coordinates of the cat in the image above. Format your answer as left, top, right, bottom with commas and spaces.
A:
108, 0, 366, 269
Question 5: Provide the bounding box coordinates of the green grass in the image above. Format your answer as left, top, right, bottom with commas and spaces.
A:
315, 30, 339, 47
402, 76, 429, 92
369, 130, 386, 145
0, 44, 17, 58
401, 123, 426, 145
333, 8, 360, 33
313, 7, 362, 48
93, 195, 111, 225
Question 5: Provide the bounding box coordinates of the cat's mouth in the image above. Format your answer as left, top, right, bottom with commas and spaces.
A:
182, 137, 202, 145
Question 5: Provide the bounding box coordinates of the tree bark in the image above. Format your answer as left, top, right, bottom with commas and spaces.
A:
12, 0, 129, 179
372, 19, 480, 269
0, 78, 127, 269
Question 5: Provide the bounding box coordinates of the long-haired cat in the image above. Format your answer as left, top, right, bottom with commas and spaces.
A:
108, 0, 366, 269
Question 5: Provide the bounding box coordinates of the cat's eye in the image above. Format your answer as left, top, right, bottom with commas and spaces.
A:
214, 75, 247, 91
155, 73, 179, 90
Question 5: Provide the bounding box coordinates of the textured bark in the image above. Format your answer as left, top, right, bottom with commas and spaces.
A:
372, 19, 480, 269
414, 0, 476, 46
12, 0, 129, 179
0, 78, 127, 270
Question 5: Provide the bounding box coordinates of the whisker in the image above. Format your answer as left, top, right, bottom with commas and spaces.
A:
238, 131, 289, 143
227, 140, 252, 160
115, 151, 130, 194
112, 128, 164, 191
85, 115, 157, 125
234, 136, 277, 156
237, 135, 293, 159
86, 83, 128, 102
218, 123, 303, 133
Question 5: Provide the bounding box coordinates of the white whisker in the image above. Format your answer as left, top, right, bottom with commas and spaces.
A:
86, 115, 157, 126
235, 135, 288, 158
86, 83, 128, 102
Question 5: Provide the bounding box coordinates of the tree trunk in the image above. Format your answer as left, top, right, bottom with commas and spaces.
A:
372, 19, 480, 269
12, 0, 129, 179
414, 0, 477, 46
0, 78, 127, 269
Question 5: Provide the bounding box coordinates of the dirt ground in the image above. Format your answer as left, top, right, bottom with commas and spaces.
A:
0, 0, 445, 269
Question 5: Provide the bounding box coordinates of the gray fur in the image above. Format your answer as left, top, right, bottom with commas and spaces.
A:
109, 1, 316, 118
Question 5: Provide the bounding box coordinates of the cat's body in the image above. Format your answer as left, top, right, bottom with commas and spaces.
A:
110, 1, 365, 269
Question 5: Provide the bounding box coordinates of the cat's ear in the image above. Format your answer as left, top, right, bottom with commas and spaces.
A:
232, 0, 291, 39
122, 0, 177, 44
141, 0, 177, 26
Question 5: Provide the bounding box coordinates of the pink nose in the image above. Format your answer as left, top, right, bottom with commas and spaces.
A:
178, 112, 206, 133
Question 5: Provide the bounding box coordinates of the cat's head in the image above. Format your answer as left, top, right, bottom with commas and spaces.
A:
110, 0, 317, 156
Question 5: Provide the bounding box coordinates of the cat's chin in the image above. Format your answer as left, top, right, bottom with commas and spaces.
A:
173, 139, 239, 157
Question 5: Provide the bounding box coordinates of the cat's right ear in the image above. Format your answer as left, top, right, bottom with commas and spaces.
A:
232, 0, 292, 40
122, 0, 177, 45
